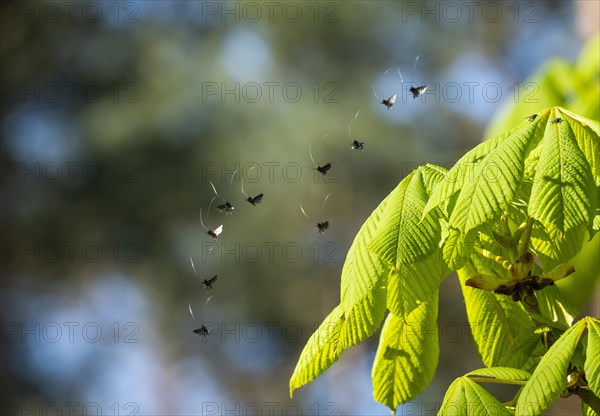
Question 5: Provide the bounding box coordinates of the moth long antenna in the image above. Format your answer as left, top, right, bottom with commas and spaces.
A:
188, 302, 196, 320
300, 204, 310, 220
190, 257, 201, 277
240, 166, 256, 198
371, 82, 381, 100
209, 181, 222, 200
397, 67, 405, 84
318, 134, 327, 159
240, 178, 248, 198
348, 108, 363, 139
228, 169, 238, 191
321, 193, 331, 212
199, 208, 208, 231
412, 54, 423, 85
413, 54, 421, 75
308, 143, 317, 166
204, 295, 214, 314
373, 67, 393, 100
206, 197, 216, 223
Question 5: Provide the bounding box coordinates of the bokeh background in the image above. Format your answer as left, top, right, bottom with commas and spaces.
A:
1, 1, 599, 415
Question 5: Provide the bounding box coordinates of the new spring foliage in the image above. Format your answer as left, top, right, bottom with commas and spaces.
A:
290, 106, 599, 413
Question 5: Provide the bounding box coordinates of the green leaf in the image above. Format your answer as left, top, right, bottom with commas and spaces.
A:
528, 108, 596, 233
585, 318, 600, 398
438, 377, 512, 416
421, 164, 449, 194
338, 194, 390, 349
291, 193, 392, 396
423, 126, 518, 219
561, 110, 600, 184
443, 228, 473, 270
458, 268, 540, 369
516, 319, 588, 416
542, 263, 577, 282
386, 254, 448, 320
449, 115, 544, 233
369, 168, 442, 268
289, 306, 344, 397
466, 367, 531, 384
583, 403, 598, 416
464, 273, 511, 291
536, 284, 577, 328
463, 259, 511, 291
531, 222, 587, 270
372, 298, 439, 411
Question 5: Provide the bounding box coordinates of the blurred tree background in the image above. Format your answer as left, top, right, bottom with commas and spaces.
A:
1, 1, 598, 414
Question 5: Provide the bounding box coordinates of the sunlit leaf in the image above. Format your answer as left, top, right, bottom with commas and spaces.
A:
516, 319, 587, 416
289, 306, 344, 397
528, 108, 596, 233
369, 168, 442, 268
438, 377, 512, 416
449, 115, 544, 233
585, 318, 600, 398
373, 298, 439, 411
458, 268, 540, 369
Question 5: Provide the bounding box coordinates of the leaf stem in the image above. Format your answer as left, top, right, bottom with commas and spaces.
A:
473, 246, 512, 273
518, 216, 534, 258
574, 387, 600, 414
